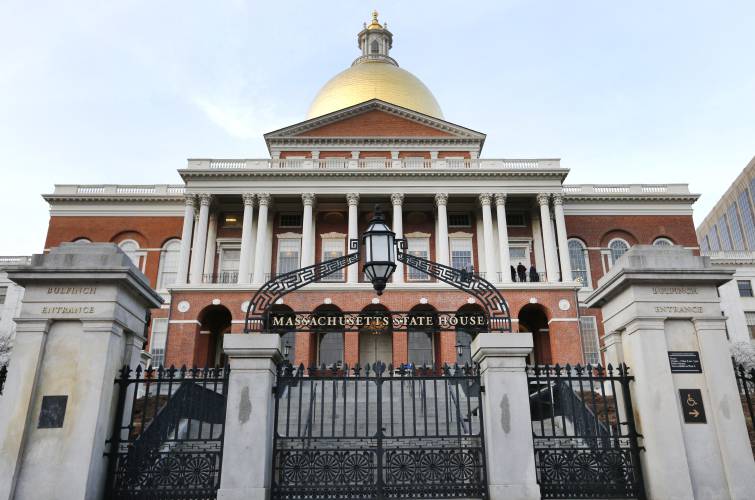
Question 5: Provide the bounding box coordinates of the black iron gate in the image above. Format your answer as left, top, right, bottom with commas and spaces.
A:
271, 362, 487, 499
105, 365, 229, 500
528, 363, 645, 499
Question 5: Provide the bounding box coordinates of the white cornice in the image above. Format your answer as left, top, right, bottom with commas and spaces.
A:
178, 169, 569, 181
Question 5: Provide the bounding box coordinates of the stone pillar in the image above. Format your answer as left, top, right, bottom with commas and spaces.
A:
391, 193, 404, 284
189, 193, 212, 284
176, 195, 196, 284
479, 193, 498, 280
301, 193, 315, 267
252, 193, 271, 284
537, 193, 559, 282
204, 210, 218, 279
238, 193, 256, 284
552, 194, 572, 282
435, 193, 450, 266
216, 334, 282, 500
0, 243, 162, 500
530, 210, 546, 274
495, 194, 511, 283
347, 193, 360, 284
472, 332, 540, 500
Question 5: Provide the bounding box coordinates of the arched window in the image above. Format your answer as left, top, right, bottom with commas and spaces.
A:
653, 237, 674, 247
72, 238, 91, 244
157, 239, 181, 289
314, 305, 344, 368
568, 239, 589, 287
608, 238, 630, 265
119, 239, 143, 269
370, 40, 380, 54
407, 305, 437, 367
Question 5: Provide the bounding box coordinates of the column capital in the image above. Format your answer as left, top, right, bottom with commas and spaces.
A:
198, 193, 213, 207
552, 193, 564, 206
302, 193, 315, 206
242, 192, 256, 206
536, 193, 551, 206
346, 193, 360, 206
257, 192, 271, 206
479, 193, 493, 207
184, 194, 197, 207
495, 193, 507, 206
435, 193, 449, 207
391, 193, 404, 206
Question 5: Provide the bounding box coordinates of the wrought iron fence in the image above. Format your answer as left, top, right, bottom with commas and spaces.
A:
271, 362, 487, 499
528, 363, 645, 499
733, 362, 755, 459
0, 364, 7, 396
105, 365, 229, 500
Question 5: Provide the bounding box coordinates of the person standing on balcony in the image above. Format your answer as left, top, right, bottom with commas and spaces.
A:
510, 265, 517, 282
517, 262, 527, 282
529, 265, 539, 282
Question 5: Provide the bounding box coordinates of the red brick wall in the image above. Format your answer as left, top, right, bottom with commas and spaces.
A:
298, 110, 454, 137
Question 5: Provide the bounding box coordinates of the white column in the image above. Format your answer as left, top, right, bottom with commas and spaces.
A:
347, 193, 360, 283
472, 333, 540, 500
391, 193, 404, 284
204, 210, 218, 279
252, 193, 271, 284
531, 210, 546, 274
301, 193, 315, 267
435, 193, 450, 266
552, 194, 572, 282
479, 193, 498, 281
238, 193, 256, 284
189, 193, 212, 284
217, 334, 282, 500
176, 195, 196, 285
495, 193, 511, 283
537, 193, 559, 282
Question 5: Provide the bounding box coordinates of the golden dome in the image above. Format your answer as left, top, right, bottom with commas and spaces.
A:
307, 60, 444, 119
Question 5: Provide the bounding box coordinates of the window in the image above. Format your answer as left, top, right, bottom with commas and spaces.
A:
701, 235, 710, 252
119, 240, 143, 269
448, 213, 471, 227
0, 287, 6, 305
579, 316, 601, 366
568, 239, 589, 287
707, 229, 720, 251
72, 238, 91, 243
149, 318, 168, 367
652, 238, 674, 247
716, 216, 732, 251
407, 238, 430, 281
509, 245, 528, 265
157, 239, 181, 289
738, 190, 755, 250
408, 330, 434, 366
221, 213, 242, 228
450, 238, 473, 271
745, 312, 755, 340
321, 239, 345, 281
738, 280, 754, 297
319, 332, 343, 367
608, 239, 629, 264
370, 39, 380, 54
279, 214, 303, 228
219, 248, 241, 282
505, 212, 527, 227
277, 238, 301, 275
727, 203, 746, 250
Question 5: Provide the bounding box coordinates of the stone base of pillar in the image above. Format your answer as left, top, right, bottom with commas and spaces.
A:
488, 483, 541, 500
217, 487, 268, 500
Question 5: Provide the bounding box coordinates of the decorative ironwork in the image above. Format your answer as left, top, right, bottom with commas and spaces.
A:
733, 361, 755, 459
105, 365, 229, 500
244, 239, 360, 333
397, 244, 511, 332
528, 363, 645, 499
0, 364, 7, 396
271, 362, 487, 499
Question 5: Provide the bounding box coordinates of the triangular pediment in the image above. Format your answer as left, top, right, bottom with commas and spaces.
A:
264, 99, 486, 141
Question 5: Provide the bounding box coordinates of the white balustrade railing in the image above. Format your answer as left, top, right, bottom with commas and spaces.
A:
0, 256, 32, 266
563, 184, 690, 196
189, 158, 563, 170
700, 250, 755, 261
55, 185, 185, 196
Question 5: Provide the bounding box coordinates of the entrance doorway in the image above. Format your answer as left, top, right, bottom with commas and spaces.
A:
199, 304, 232, 367
358, 304, 392, 365
518, 303, 551, 364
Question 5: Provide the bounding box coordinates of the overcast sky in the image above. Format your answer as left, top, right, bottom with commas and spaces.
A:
1, 0, 753, 255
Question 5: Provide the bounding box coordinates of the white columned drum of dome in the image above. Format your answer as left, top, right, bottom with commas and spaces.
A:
189, 193, 212, 284
176, 195, 196, 285
435, 193, 450, 266
552, 194, 572, 282
537, 193, 559, 282
204, 210, 218, 279
238, 193, 256, 284
301, 193, 315, 267
253, 193, 271, 284
347, 193, 359, 283
495, 194, 512, 283
391, 193, 404, 284
479, 193, 498, 281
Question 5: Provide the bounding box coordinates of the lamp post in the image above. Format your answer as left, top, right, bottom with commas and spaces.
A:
362, 205, 396, 295
283, 341, 291, 360
456, 341, 464, 359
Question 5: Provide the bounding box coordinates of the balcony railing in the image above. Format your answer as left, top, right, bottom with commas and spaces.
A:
563, 184, 692, 195
0, 255, 32, 268
187, 158, 563, 171
50, 184, 186, 196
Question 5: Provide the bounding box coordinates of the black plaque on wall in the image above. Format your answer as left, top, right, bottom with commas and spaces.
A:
668, 351, 702, 373
679, 389, 707, 424
38, 395, 68, 428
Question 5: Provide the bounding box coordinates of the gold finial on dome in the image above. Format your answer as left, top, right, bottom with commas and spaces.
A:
367, 10, 383, 30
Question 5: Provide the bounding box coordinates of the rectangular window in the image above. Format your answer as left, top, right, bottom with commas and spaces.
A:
509, 246, 527, 263
579, 316, 601, 366
727, 203, 746, 250
738, 280, 753, 297
407, 238, 430, 281
149, 318, 168, 367
707, 229, 720, 251
450, 238, 473, 271
506, 212, 527, 227
700, 235, 710, 252
746, 312, 755, 340
321, 239, 345, 281
0, 287, 6, 305
218, 248, 240, 283
738, 189, 755, 250
277, 238, 301, 275
448, 213, 471, 227
279, 214, 303, 228
717, 216, 733, 251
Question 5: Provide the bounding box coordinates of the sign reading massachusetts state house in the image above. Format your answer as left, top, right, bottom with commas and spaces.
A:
265, 310, 492, 333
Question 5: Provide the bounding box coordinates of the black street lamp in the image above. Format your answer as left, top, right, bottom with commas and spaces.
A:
362, 205, 396, 295
456, 341, 464, 359
283, 341, 291, 360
